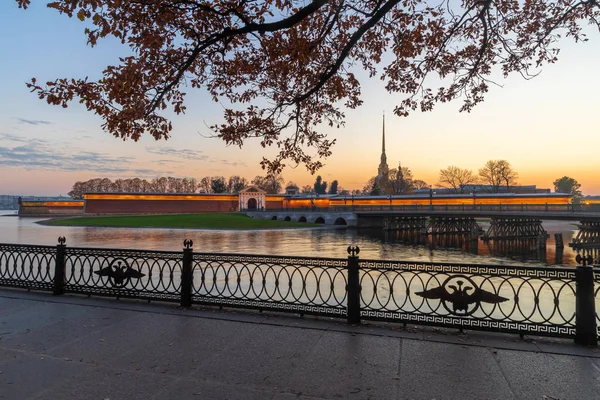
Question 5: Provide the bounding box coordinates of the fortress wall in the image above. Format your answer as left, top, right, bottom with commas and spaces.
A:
84, 198, 239, 214
18, 201, 85, 216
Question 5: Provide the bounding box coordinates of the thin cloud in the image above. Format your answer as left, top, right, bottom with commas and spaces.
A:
16, 118, 52, 125
0, 142, 168, 176
0, 132, 33, 143
146, 146, 208, 161
209, 159, 247, 167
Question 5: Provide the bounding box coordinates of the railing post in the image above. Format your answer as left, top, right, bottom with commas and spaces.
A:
346, 246, 361, 325
53, 236, 66, 296
575, 254, 597, 346
180, 239, 194, 307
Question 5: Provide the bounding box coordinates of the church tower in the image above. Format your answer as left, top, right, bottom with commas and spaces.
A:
377, 112, 389, 179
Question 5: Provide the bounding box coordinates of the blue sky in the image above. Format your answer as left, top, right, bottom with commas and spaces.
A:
1, 2, 599, 196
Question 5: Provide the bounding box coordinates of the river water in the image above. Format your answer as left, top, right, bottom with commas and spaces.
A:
0, 211, 582, 267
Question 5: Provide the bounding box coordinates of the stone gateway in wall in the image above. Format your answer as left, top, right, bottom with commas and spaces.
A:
239, 187, 267, 211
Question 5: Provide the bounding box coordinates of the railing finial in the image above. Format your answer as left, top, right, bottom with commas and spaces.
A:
57, 236, 66, 245
347, 245, 360, 256
575, 253, 593, 267
183, 239, 193, 249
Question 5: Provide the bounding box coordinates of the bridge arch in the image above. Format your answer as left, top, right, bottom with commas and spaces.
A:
314, 216, 325, 224
334, 217, 347, 226
298, 216, 307, 223
284, 216, 291, 221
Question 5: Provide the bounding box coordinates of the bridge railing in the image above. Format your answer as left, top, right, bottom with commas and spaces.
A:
257, 204, 600, 213
0, 239, 598, 345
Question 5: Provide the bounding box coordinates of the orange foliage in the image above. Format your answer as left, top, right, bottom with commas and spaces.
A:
17, 1, 600, 173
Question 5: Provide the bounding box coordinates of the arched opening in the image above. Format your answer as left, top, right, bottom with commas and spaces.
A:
298, 216, 307, 223
284, 216, 291, 221
247, 198, 257, 210
271, 216, 277, 220
315, 217, 325, 224
334, 217, 347, 226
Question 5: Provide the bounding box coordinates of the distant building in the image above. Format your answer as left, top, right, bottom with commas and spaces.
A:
285, 184, 299, 195
582, 196, 600, 205
414, 185, 551, 195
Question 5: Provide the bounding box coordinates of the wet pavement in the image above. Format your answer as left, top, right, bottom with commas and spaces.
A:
1, 290, 599, 400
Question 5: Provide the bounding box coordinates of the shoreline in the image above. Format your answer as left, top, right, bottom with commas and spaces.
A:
35, 213, 332, 231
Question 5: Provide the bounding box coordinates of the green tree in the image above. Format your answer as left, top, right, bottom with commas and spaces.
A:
314, 176, 328, 194
328, 180, 339, 195
211, 176, 227, 193
553, 176, 582, 197
369, 179, 382, 196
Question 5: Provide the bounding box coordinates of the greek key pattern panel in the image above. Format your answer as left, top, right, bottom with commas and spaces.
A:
192, 253, 348, 310
63, 247, 182, 299
360, 259, 576, 279
193, 296, 347, 317
361, 311, 575, 337
0, 243, 55, 290
359, 260, 576, 335
194, 253, 347, 268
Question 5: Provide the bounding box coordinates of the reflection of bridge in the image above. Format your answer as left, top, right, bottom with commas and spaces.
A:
248, 204, 600, 257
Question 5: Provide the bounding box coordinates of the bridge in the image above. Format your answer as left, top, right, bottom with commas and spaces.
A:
250, 204, 600, 224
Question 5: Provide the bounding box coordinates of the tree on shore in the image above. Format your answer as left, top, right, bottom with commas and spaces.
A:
300, 185, 314, 194
210, 176, 227, 193
252, 174, 284, 194
553, 176, 582, 197
438, 166, 477, 193
18, 1, 599, 173
314, 176, 328, 194
478, 160, 518, 192
328, 180, 339, 195
228, 176, 248, 193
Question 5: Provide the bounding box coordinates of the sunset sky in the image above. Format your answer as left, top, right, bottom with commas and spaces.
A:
1, 3, 599, 196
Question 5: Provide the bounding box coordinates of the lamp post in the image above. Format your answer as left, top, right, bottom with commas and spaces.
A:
429, 187, 433, 211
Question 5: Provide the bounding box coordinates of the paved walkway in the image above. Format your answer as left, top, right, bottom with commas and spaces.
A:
1, 290, 599, 400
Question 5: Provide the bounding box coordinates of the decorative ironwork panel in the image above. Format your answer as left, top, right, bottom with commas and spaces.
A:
63, 247, 182, 301
0, 243, 55, 291
359, 259, 577, 337
192, 253, 348, 316
595, 269, 600, 338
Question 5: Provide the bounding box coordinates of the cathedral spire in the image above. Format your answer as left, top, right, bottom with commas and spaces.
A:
377, 111, 389, 178
382, 111, 386, 154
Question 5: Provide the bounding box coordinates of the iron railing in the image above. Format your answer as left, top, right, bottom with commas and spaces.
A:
0, 239, 598, 345
595, 270, 600, 338
0, 243, 55, 291
359, 260, 577, 337
191, 252, 348, 316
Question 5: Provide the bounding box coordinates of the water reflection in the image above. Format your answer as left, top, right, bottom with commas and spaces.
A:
0, 213, 584, 266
